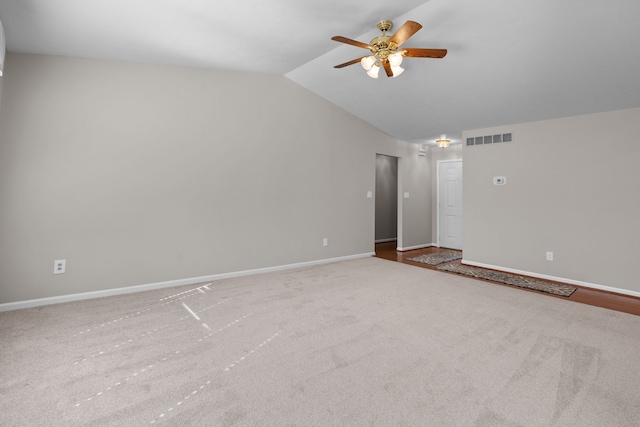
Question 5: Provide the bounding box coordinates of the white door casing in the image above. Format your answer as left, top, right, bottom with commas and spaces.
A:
437, 160, 463, 250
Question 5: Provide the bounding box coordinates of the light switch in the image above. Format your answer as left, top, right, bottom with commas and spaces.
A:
367, 191, 373, 198
404, 192, 410, 199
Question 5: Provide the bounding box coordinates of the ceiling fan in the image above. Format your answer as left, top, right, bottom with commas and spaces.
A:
331, 20, 447, 78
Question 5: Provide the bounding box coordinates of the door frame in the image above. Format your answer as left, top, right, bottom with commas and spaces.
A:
373, 153, 404, 250
436, 159, 463, 248
374, 154, 399, 244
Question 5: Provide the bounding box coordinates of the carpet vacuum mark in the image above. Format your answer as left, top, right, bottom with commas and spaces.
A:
407, 250, 463, 265
4, 257, 640, 426
437, 263, 577, 297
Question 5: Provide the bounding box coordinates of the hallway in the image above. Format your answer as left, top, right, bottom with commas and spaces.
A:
375, 242, 640, 316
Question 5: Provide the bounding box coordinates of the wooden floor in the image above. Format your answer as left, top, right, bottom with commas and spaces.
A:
375, 242, 640, 316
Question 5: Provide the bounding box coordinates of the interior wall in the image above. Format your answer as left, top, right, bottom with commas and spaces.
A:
462, 107, 640, 295
374, 154, 397, 242
0, 53, 428, 305
395, 148, 432, 250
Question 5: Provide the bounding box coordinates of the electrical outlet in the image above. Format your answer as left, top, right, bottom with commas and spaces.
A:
546, 251, 553, 261
323, 238, 328, 247
54, 259, 66, 274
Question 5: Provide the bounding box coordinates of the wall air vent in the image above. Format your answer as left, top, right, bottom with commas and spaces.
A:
467, 132, 513, 146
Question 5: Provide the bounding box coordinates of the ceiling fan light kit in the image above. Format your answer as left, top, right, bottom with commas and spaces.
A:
361, 56, 376, 70
366, 64, 381, 78
332, 19, 447, 78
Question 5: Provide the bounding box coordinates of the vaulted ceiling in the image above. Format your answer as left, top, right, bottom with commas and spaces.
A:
1, 0, 639, 145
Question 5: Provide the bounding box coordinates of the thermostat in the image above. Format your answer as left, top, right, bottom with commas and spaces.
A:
493, 176, 506, 185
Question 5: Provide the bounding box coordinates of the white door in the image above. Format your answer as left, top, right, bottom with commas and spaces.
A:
438, 160, 463, 250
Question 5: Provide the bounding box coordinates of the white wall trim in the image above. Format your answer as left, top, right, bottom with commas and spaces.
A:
396, 156, 404, 250
0, 252, 375, 312
397, 243, 437, 252
462, 259, 640, 299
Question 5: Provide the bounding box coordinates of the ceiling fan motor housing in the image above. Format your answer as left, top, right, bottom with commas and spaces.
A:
369, 21, 400, 62
376, 20, 393, 32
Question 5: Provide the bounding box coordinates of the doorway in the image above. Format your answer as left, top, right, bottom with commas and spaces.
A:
375, 154, 398, 244
437, 159, 463, 250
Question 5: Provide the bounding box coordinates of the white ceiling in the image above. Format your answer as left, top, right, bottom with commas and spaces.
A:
1, 0, 640, 145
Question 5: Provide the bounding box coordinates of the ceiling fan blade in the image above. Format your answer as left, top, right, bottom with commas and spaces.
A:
382, 61, 393, 77
388, 21, 422, 47
334, 57, 366, 68
403, 48, 448, 58
331, 36, 371, 49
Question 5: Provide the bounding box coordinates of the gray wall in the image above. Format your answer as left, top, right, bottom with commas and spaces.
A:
374, 154, 397, 242
397, 151, 432, 250
462, 107, 640, 294
0, 53, 431, 304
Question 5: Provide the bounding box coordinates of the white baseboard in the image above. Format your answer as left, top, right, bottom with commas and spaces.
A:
461, 259, 640, 299
397, 243, 437, 252
0, 252, 376, 312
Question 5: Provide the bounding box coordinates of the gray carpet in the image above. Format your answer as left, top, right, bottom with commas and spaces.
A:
407, 249, 463, 265
1, 257, 639, 426
438, 263, 577, 297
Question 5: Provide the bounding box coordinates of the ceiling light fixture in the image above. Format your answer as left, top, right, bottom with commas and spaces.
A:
333, 20, 448, 79
361, 53, 403, 78
366, 62, 380, 78
436, 135, 450, 148
359, 21, 407, 79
